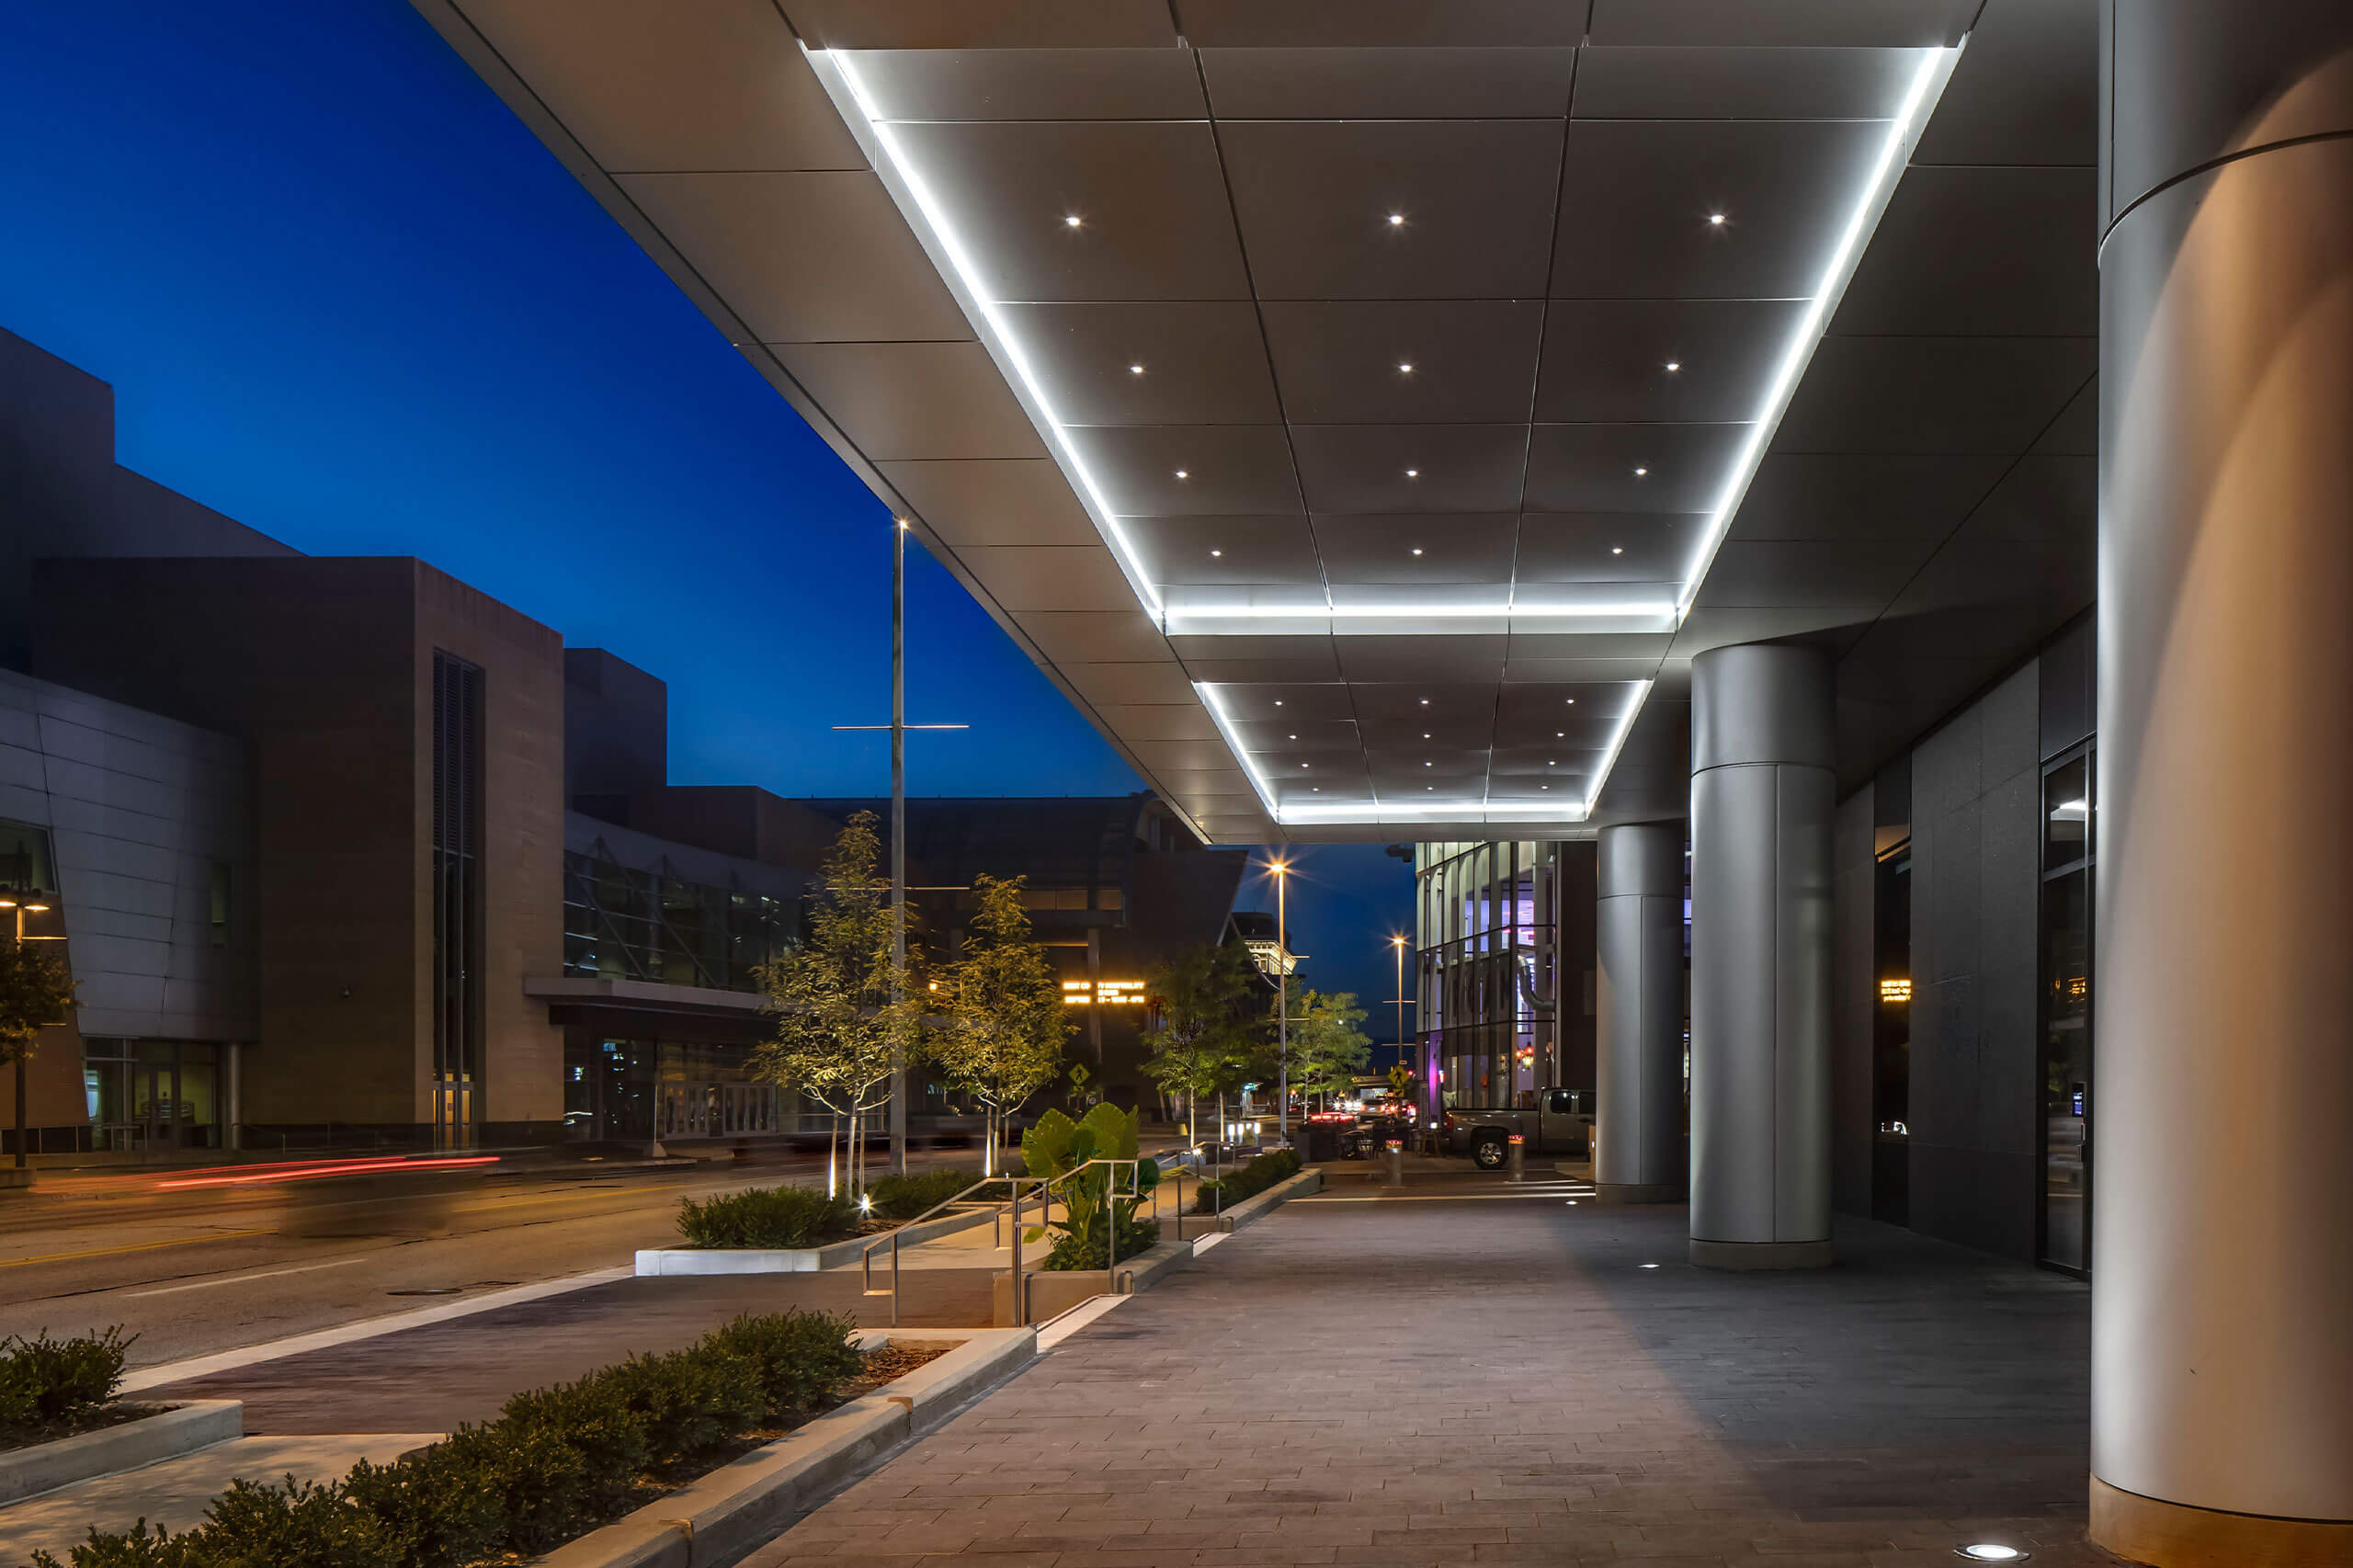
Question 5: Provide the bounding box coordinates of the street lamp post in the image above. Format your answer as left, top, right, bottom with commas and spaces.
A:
833, 518, 967, 1180
2, 895, 52, 1171
1272, 859, 1290, 1142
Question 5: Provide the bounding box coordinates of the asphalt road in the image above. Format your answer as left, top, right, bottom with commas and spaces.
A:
0, 1147, 972, 1370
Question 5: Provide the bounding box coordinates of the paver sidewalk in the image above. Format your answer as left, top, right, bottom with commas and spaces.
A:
745, 1170, 2120, 1567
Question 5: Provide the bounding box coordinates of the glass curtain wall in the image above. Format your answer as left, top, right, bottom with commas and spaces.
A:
562, 848, 794, 993
2040, 746, 2095, 1275
1415, 842, 1561, 1111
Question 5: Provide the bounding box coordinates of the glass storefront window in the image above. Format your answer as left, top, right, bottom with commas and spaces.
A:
2039, 746, 2095, 1276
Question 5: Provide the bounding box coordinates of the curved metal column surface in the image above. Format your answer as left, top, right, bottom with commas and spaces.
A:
2094, 6, 2353, 1553
1687, 644, 1834, 1267
1595, 821, 1686, 1199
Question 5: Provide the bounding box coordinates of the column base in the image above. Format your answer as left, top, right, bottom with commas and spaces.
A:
1689, 1238, 1833, 1270
2091, 1477, 2353, 1567
1594, 1182, 1682, 1205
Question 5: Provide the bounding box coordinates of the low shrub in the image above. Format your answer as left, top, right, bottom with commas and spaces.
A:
704, 1309, 865, 1418
0, 1327, 133, 1431
23, 1311, 870, 1568
1189, 1148, 1302, 1214
603, 1347, 766, 1470
863, 1167, 977, 1221
676, 1184, 854, 1249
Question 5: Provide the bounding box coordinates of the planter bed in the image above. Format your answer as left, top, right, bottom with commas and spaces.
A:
991, 1235, 1194, 1327
540, 1328, 1033, 1568
0, 1399, 242, 1506
636, 1204, 996, 1276
1208, 1165, 1322, 1233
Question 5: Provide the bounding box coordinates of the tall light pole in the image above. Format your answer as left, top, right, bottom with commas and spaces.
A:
1390, 933, 1408, 1083
1272, 858, 1290, 1140
833, 518, 966, 1179
2, 894, 53, 1171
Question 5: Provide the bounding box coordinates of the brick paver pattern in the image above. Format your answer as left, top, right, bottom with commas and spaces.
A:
745, 1172, 2121, 1566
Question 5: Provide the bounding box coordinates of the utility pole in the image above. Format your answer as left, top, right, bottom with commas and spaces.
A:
832, 518, 966, 1179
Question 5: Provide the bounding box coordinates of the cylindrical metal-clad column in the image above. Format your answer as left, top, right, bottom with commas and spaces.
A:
1687, 644, 1833, 1269
2093, 8, 2353, 1561
1594, 821, 1685, 1203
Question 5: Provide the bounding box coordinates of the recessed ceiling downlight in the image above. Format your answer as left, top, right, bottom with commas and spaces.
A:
1955, 1550, 2027, 1563
1387, 212, 1406, 226
1064, 214, 1084, 228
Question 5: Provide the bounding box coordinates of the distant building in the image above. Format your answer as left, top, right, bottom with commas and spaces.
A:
0, 327, 1245, 1157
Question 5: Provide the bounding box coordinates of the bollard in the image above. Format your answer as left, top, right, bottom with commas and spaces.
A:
1384, 1139, 1404, 1189
1506, 1132, 1526, 1183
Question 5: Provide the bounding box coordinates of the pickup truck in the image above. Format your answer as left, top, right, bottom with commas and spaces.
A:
1441, 1089, 1592, 1169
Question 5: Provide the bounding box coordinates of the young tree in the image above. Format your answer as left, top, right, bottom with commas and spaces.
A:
1, 936, 74, 1165
751, 811, 920, 1197
932, 873, 1071, 1176
1139, 939, 1264, 1149
1290, 990, 1372, 1106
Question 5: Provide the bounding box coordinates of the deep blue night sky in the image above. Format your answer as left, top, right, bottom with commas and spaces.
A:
0, 2, 1413, 1021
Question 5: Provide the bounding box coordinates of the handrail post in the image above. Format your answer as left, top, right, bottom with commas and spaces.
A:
1010, 1176, 1024, 1325
891, 1228, 902, 1328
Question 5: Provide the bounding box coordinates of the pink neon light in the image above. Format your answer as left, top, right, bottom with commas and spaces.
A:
156, 1155, 499, 1191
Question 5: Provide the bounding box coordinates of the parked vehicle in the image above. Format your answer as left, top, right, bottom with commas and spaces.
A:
1440, 1089, 1591, 1169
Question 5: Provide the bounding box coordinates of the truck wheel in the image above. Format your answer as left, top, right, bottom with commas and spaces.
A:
1472, 1133, 1506, 1170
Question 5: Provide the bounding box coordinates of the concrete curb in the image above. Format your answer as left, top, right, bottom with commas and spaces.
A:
1209, 1165, 1322, 1233
539, 1328, 1034, 1568
991, 1232, 1197, 1325
0, 1400, 243, 1506
635, 1206, 995, 1276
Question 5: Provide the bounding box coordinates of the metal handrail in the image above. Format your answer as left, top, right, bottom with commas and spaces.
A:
857, 1154, 1184, 1327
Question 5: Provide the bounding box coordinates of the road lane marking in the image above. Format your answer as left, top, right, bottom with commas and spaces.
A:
0, 1229, 270, 1270
118, 1254, 376, 1299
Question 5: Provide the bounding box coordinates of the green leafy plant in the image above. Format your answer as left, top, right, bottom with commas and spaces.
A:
28, 1520, 199, 1568
1021, 1104, 1162, 1270
603, 1348, 765, 1471
675, 1185, 856, 1249
1138, 941, 1266, 1147
862, 1167, 976, 1221
0, 1327, 133, 1432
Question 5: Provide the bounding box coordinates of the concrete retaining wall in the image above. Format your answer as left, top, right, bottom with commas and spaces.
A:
635, 1206, 995, 1276
0, 1400, 243, 1506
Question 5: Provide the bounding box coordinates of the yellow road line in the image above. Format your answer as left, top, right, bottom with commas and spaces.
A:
0, 1228, 271, 1270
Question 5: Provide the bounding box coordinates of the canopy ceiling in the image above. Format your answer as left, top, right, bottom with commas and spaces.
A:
413, 0, 2096, 843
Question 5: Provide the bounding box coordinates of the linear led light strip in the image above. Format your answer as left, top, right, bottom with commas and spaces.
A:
813, 47, 1164, 618
1166, 600, 1677, 621
1199, 679, 1650, 827
1675, 42, 1962, 614
814, 42, 1956, 637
